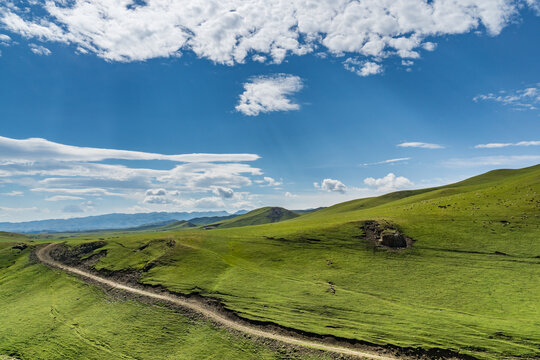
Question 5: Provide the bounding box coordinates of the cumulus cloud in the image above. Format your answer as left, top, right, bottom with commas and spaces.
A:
0, 136, 259, 163
474, 84, 540, 111
212, 186, 234, 199
344, 58, 382, 77
475, 140, 540, 148
236, 74, 303, 116
143, 195, 174, 204
314, 178, 347, 194
145, 188, 167, 196
397, 142, 444, 149
364, 173, 413, 193
1, 0, 534, 67
29, 43, 51, 55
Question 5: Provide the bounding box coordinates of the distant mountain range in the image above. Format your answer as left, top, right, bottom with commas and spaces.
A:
0, 210, 247, 233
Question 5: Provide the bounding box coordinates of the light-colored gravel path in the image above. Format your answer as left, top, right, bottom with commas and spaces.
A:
37, 243, 397, 360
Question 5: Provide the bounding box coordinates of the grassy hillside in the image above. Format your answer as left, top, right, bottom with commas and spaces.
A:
0, 243, 328, 360
3, 164, 539, 359
205, 207, 299, 229
0, 232, 27, 240
68, 164, 540, 360
132, 220, 197, 232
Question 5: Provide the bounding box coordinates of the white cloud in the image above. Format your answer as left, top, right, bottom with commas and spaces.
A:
423, 42, 437, 51
284, 191, 297, 198
315, 178, 347, 194
526, 0, 540, 14
262, 176, 282, 187
45, 195, 84, 201
475, 140, 540, 148
1, 190, 22, 196
362, 157, 411, 166
0, 136, 270, 216
364, 173, 413, 193
1, 1, 534, 67
179, 196, 226, 210
397, 142, 444, 149
145, 188, 167, 196
252, 54, 266, 63
0, 136, 259, 163
143, 195, 175, 205
212, 186, 234, 199
474, 84, 540, 111
443, 155, 540, 168
235, 74, 303, 116
31, 187, 124, 197
0, 33, 10, 43
29, 43, 51, 55
344, 58, 382, 77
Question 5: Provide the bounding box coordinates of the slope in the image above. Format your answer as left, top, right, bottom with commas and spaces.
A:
34, 164, 540, 360
205, 207, 300, 229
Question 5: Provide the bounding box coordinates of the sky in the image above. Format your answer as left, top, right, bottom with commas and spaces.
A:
0, 0, 539, 222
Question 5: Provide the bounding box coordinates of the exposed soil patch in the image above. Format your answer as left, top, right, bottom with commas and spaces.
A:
48, 241, 106, 266
363, 221, 414, 249
36, 243, 475, 360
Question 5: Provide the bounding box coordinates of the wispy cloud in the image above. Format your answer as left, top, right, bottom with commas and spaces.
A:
262, 176, 282, 187
0, 136, 271, 215
474, 84, 540, 111
1, 190, 22, 196
0, 136, 259, 162
362, 157, 411, 166
443, 155, 540, 168
0, 34, 10, 44
45, 195, 84, 201
29, 43, 51, 56
397, 142, 444, 149
475, 140, 540, 149
236, 74, 303, 116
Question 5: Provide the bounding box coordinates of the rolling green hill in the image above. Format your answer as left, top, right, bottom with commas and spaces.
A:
1, 164, 539, 360
0, 231, 27, 240
203, 206, 300, 229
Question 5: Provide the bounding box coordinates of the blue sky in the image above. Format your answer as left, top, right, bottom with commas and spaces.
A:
0, 1, 539, 221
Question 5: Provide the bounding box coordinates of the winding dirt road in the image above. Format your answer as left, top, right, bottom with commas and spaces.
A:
37, 243, 397, 360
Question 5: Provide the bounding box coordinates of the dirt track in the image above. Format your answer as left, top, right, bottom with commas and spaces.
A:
36, 243, 397, 360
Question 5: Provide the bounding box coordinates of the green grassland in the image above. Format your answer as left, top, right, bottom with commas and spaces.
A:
0, 243, 329, 360
2, 165, 539, 359
204, 207, 299, 229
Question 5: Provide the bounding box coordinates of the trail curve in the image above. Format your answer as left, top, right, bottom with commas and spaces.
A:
36, 243, 397, 360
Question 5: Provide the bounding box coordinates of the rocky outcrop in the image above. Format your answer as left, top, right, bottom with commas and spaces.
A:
363, 221, 413, 249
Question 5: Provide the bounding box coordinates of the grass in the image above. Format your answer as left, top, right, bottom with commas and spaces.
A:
2, 164, 539, 359
207, 207, 299, 229
0, 243, 331, 360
